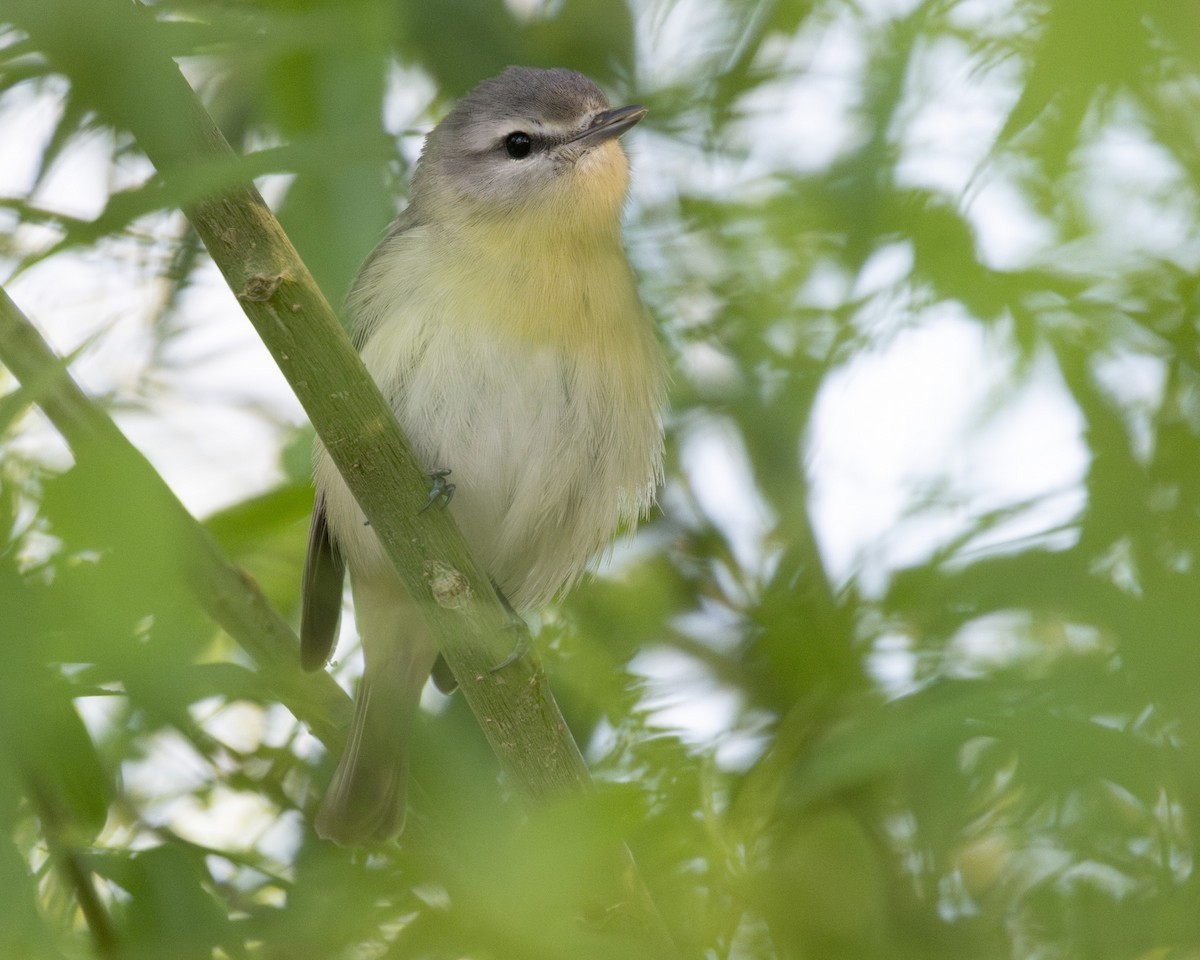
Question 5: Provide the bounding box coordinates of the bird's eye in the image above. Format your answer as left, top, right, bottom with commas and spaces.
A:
505, 132, 533, 159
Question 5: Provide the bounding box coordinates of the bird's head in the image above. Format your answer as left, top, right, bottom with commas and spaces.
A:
414, 67, 645, 237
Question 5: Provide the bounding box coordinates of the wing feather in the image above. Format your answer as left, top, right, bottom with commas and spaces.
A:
301, 493, 346, 671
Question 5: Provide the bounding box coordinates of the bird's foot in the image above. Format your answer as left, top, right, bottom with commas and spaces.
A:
491, 624, 532, 673
491, 586, 530, 672
419, 467, 455, 513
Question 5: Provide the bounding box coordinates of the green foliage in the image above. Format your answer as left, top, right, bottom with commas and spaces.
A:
4, 0, 1200, 957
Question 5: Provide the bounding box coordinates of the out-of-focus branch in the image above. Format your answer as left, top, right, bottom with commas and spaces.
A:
0, 287, 353, 748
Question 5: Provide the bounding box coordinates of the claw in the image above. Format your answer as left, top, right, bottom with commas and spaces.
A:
491, 625, 531, 672
420, 467, 455, 513
490, 585, 530, 672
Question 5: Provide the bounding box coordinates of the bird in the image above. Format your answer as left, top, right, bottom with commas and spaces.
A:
300, 66, 666, 846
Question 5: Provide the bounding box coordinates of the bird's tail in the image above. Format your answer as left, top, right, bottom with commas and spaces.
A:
315, 575, 438, 846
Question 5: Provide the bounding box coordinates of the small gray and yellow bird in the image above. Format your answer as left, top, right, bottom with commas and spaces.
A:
301, 67, 666, 845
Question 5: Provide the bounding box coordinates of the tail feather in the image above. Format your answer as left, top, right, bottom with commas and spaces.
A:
315, 576, 437, 846
315, 675, 411, 844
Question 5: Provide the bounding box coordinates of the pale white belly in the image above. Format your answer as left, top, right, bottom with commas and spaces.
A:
315, 320, 661, 611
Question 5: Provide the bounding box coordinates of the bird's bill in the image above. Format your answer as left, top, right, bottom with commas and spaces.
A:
566, 104, 648, 147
